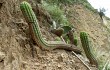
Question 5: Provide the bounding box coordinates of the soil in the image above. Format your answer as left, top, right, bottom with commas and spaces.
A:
0, 0, 109, 70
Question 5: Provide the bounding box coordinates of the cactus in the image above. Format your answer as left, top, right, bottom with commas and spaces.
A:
80, 32, 98, 66
73, 36, 78, 46
19, 1, 81, 53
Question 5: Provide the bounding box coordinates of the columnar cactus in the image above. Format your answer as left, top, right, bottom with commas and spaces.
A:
80, 32, 98, 66
19, 1, 81, 53
73, 36, 78, 46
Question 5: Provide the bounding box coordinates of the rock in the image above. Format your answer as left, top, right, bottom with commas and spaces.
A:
0, 52, 5, 62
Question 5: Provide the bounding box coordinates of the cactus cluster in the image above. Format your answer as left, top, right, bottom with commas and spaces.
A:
80, 32, 97, 65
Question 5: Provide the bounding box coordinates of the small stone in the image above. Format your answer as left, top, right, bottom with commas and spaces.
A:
57, 64, 62, 69
0, 52, 5, 62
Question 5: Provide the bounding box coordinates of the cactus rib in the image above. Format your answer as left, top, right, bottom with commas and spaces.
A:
80, 32, 98, 67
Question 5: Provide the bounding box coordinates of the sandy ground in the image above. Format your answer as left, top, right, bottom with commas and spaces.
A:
0, 0, 109, 70
0, 0, 89, 70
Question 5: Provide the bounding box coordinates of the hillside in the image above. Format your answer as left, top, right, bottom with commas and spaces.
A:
0, 0, 110, 70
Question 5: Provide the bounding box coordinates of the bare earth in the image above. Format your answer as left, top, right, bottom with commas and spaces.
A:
0, 0, 109, 70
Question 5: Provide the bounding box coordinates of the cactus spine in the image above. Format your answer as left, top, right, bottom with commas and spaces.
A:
80, 32, 98, 66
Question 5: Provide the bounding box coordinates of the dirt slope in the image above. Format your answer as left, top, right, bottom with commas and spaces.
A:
0, 0, 89, 70
66, 4, 110, 67
0, 0, 109, 70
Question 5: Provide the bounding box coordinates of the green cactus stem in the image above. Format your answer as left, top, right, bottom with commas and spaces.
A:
73, 36, 78, 46
80, 32, 98, 67
19, 1, 81, 54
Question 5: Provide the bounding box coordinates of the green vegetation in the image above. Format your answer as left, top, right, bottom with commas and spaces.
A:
44, 0, 95, 12
61, 26, 72, 34
73, 35, 78, 46
41, 0, 96, 31
44, 0, 75, 5
98, 60, 110, 70
41, 0, 110, 69
103, 62, 110, 70
80, 32, 97, 66
42, 1, 71, 26
99, 8, 106, 19
77, 0, 95, 12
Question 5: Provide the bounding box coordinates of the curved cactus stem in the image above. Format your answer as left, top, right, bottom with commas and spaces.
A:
20, 1, 81, 53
